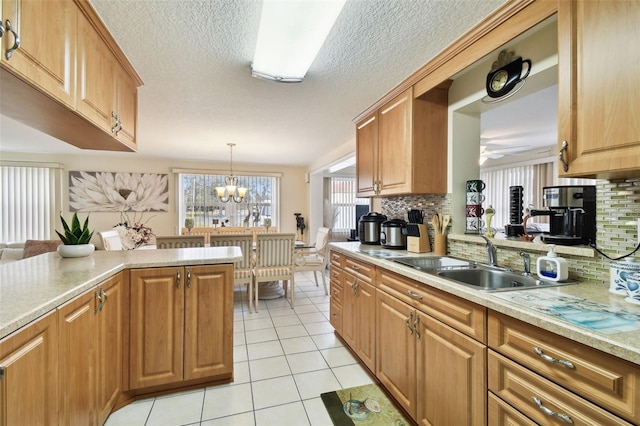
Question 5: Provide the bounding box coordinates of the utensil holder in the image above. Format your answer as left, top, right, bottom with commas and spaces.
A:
434, 234, 447, 256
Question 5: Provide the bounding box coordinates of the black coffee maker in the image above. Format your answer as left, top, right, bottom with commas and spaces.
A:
529, 185, 596, 245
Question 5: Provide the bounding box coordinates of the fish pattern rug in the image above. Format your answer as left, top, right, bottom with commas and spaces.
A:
320, 383, 410, 425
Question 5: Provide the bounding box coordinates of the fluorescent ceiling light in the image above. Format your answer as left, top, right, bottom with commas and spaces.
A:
252, 0, 346, 82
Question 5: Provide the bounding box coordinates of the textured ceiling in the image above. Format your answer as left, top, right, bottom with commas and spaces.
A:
0, 0, 505, 167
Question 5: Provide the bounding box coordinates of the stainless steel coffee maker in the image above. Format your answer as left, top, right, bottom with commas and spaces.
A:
529, 185, 596, 246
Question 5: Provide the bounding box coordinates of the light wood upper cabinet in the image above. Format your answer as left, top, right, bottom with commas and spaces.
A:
129, 264, 234, 390
558, 0, 640, 179
355, 112, 378, 196
0, 312, 58, 426
76, 9, 116, 135
356, 84, 451, 197
0, 0, 76, 107
0, 0, 142, 152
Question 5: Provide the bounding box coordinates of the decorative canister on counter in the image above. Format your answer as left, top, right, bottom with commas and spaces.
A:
624, 272, 640, 305
609, 258, 640, 295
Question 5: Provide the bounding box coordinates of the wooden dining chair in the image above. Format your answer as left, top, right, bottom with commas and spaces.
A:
215, 226, 250, 235
99, 229, 123, 250
156, 235, 205, 248
253, 233, 296, 312
181, 227, 213, 245
209, 234, 256, 311
293, 227, 330, 295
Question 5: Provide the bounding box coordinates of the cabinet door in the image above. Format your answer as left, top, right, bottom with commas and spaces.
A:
378, 88, 412, 195
129, 267, 185, 389
356, 112, 379, 197
558, 0, 640, 178
0, 0, 76, 107
488, 393, 537, 426
96, 273, 123, 425
341, 273, 357, 349
0, 312, 57, 426
416, 314, 486, 426
375, 290, 416, 418
58, 288, 98, 425
184, 265, 233, 381
76, 10, 115, 133
355, 280, 375, 371
114, 60, 138, 149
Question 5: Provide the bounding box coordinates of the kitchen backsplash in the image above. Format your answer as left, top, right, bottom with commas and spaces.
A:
381, 177, 640, 285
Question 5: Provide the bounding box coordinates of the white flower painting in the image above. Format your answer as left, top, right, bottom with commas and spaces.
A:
69, 171, 169, 212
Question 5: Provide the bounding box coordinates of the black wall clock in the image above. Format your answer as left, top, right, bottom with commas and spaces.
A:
485, 51, 532, 99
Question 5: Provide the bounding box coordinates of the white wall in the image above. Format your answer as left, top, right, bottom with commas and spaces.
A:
1, 151, 308, 243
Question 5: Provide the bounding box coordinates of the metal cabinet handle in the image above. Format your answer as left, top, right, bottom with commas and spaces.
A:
351, 264, 360, 271
177, 270, 181, 288
558, 140, 569, 172
94, 290, 102, 313
0, 365, 4, 380
353, 280, 360, 296
4, 20, 20, 60
0, 20, 5, 38
187, 269, 192, 288
533, 347, 575, 369
532, 397, 573, 424
413, 315, 421, 339
111, 112, 120, 134
407, 290, 423, 300
101, 288, 108, 308
406, 311, 414, 334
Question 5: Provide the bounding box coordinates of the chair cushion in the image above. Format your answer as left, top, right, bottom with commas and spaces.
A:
22, 239, 62, 259
255, 267, 293, 278
235, 269, 252, 279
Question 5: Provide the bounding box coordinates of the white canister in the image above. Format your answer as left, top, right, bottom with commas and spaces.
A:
624, 272, 640, 305
609, 258, 640, 295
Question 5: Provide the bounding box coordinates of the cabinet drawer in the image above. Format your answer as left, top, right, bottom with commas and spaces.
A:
330, 281, 343, 305
489, 312, 640, 424
330, 266, 342, 286
330, 250, 344, 268
329, 300, 342, 333
489, 350, 633, 425
488, 392, 536, 426
377, 268, 486, 342
344, 256, 374, 283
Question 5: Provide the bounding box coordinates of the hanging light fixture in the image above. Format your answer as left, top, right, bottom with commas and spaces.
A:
215, 143, 247, 203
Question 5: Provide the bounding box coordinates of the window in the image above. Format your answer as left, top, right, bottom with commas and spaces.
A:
1, 163, 63, 242
177, 172, 279, 229
329, 177, 368, 237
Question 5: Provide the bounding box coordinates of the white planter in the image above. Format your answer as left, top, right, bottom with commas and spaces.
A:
57, 243, 95, 258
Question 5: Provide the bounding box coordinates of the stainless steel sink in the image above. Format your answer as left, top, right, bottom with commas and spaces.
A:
391, 256, 470, 271
436, 268, 575, 292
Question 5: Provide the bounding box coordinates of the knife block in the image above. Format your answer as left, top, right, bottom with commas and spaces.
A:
407, 224, 430, 253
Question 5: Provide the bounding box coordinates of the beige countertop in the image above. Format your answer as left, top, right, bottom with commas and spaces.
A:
330, 242, 640, 365
0, 247, 242, 339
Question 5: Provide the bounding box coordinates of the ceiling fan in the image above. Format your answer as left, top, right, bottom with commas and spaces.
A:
479, 144, 530, 164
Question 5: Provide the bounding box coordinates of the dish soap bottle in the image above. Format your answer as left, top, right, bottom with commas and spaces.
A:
537, 245, 568, 281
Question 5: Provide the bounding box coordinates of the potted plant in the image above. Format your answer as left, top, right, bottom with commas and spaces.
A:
56, 212, 95, 258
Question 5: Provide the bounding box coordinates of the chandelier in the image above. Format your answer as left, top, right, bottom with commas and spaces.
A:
215, 143, 247, 203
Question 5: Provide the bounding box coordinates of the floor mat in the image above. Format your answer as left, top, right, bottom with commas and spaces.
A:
320, 383, 411, 425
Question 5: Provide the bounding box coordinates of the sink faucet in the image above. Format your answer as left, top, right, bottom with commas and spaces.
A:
480, 235, 498, 266
519, 251, 531, 275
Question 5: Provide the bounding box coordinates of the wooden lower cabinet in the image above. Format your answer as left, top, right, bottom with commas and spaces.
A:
417, 314, 486, 426
342, 273, 376, 371
375, 289, 417, 417
488, 392, 536, 426
0, 311, 58, 426
375, 288, 487, 424
129, 264, 233, 390
58, 272, 123, 426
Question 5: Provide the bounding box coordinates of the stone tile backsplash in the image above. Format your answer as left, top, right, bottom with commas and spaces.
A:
381, 178, 640, 286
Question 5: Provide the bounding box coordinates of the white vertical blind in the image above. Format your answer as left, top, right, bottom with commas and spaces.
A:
1, 165, 57, 242
330, 177, 367, 237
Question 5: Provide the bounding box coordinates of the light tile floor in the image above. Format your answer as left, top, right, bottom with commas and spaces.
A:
105, 271, 374, 426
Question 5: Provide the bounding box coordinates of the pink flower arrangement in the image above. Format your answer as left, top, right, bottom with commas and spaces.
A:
114, 212, 155, 249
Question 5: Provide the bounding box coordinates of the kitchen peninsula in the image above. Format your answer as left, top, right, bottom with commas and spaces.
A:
0, 247, 241, 425
329, 242, 640, 425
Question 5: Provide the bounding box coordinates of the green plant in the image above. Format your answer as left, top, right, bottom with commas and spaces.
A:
56, 212, 94, 245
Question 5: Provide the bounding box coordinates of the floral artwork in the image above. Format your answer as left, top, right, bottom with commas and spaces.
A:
69, 171, 169, 212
